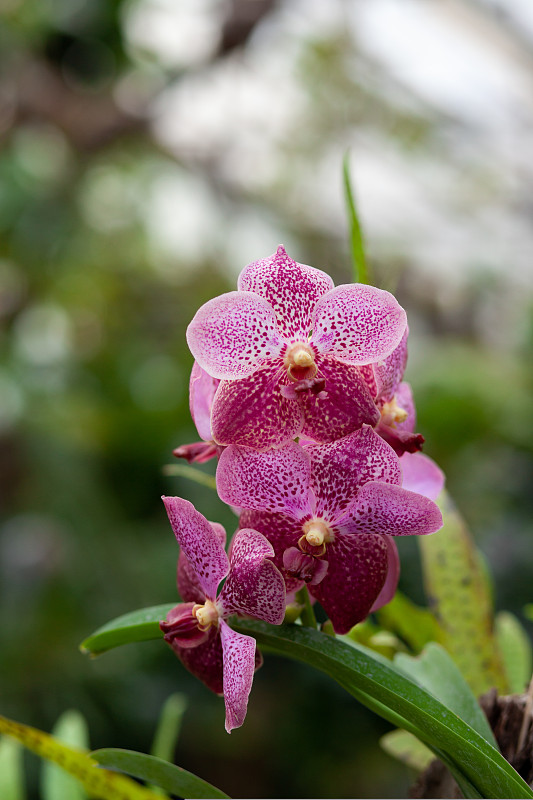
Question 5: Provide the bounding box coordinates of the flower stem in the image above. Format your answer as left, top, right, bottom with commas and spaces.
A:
295, 587, 317, 628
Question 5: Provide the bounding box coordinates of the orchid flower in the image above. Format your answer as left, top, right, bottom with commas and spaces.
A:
186, 246, 407, 449
159, 496, 286, 732
216, 427, 442, 634
173, 362, 220, 463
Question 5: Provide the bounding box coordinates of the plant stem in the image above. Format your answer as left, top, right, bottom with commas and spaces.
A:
295, 587, 317, 628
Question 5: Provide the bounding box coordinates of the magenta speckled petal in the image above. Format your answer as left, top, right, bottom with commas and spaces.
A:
217, 529, 285, 624
162, 497, 229, 601
169, 626, 224, 695
373, 328, 408, 401
300, 355, 379, 443
311, 284, 407, 365
238, 245, 334, 340
340, 482, 443, 536
176, 519, 227, 604
219, 620, 257, 733
395, 382, 416, 432
303, 427, 402, 521
310, 533, 389, 634
190, 361, 219, 441
370, 537, 400, 612
217, 443, 311, 518
400, 452, 445, 501
211, 362, 304, 448
186, 291, 284, 380
239, 509, 305, 594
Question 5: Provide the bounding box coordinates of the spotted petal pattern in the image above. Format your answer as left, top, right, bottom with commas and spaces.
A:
177, 521, 227, 603
218, 529, 285, 624
211, 362, 303, 449
370, 537, 400, 612
239, 509, 305, 594
162, 497, 229, 601
187, 291, 284, 380
303, 427, 402, 521
170, 626, 224, 695
217, 443, 312, 518
238, 245, 334, 339
400, 452, 445, 501
310, 533, 389, 633
311, 284, 407, 365
373, 328, 409, 402
220, 621, 257, 733
189, 361, 218, 442
340, 482, 443, 536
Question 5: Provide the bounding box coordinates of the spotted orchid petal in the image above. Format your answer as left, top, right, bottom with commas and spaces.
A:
217, 443, 312, 519
370, 537, 400, 612
219, 620, 257, 733
302, 427, 402, 522
394, 382, 416, 431
211, 362, 304, 448
162, 497, 229, 601
299, 355, 379, 443
186, 291, 284, 380
311, 284, 407, 365
310, 533, 390, 634
239, 509, 305, 594
217, 529, 285, 624
338, 482, 443, 536
169, 626, 224, 695
400, 452, 445, 501
373, 328, 409, 402
238, 245, 334, 340
189, 361, 218, 442
177, 522, 227, 603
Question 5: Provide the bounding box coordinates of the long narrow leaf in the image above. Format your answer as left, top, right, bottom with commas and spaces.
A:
41, 711, 90, 800
0, 737, 26, 800
92, 749, 230, 799
80, 604, 174, 656
343, 152, 369, 284
151, 694, 187, 763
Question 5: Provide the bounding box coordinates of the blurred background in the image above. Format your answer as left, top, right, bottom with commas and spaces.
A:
1, 0, 533, 797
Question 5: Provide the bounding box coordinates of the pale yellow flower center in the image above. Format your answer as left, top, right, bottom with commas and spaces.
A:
284, 342, 317, 381
302, 518, 335, 547
381, 396, 408, 427
193, 599, 219, 630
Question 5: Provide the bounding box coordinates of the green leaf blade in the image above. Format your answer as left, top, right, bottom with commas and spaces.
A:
42, 711, 90, 800
92, 749, 230, 800
343, 152, 369, 284
80, 604, 175, 656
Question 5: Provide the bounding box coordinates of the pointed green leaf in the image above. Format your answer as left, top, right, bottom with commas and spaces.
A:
80, 604, 174, 656
380, 729, 434, 772
375, 590, 444, 653
495, 611, 533, 694
92, 749, 230, 799
343, 152, 369, 284
0, 737, 26, 800
0, 715, 161, 800
150, 694, 187, 763
394, 643, 497, 748
42, 711, 90, 800
419, 491, 508, 694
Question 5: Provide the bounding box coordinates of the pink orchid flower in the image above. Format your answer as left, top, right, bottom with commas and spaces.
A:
216, 427, 443, 634
173, 362, 220, 463
186, 246, 407, 449
159, 496, 286, 732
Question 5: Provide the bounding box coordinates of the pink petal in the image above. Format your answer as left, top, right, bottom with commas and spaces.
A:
238, 245, 334, 340
169, 626, 224, 695
211, 362, 304, 448
217, 529, 286, 624
303, 426, 402, 522
177, 520, 227, 603
190, 361, 219, 442
173, 441, 219, 464
370, 537, 400, 612
339, 482, 443, 536
394, 382, 416, 432
217, 442, 312, 518
310, 533, 389, 633
162, 497, 229, 601
186, 291, 284, 380
220, 621, 257, 733
373, 328, 409, 402
311, 284, 407, 365
239, 509, 305, 594
299, 354, 379, 443
160, 602, 210, 648
400, 452, 445, 501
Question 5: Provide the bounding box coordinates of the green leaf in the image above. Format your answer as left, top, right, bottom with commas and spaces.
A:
80, 604, 174, 656
92, 749, 230, 799
233, 619, 532, 800
0, 715, 161, 800
150, 694, 187, 763
162, 463, 217, 490
495, 611, 533, 693
375, 590, 444, 653
42, 711, 90, 800
394, 643, 497, 748
380, 729, 434, 772
0, 737, 26, 800
343, 152, 369, 284
524, 604, 533, 622
419, 491, 508, 695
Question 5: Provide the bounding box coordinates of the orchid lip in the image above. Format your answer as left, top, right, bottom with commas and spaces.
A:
284, 342, 317, 382
193, 599, 219, 630
380, 395, 408, 427
302, 518, 334, 547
